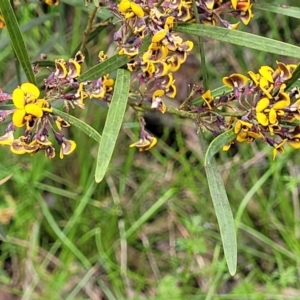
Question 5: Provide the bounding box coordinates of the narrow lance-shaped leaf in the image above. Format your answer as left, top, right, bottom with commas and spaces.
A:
52, 108, 101, 143
79, 36, 150, 82
95, 69, 130, 183
254, 3, 300, 19
198, 132, 237, 275
79, 54, 129, 82
204, 128, 236, 166
176, 24, 300, 59
0, 0, 36, 84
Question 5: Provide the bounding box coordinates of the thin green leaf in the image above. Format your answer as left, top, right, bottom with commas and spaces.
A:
52, 108, 101, 143
198, 132, 237, 275
79, 53, 128, 82
204, 129, 236, 166
211, 85, 231, 97
205, 165, 237, 275
36, 193, 91, 268
239, 223, 298, 261
0, 223, 6, 242
79, 37, 150, 82
176, 24, 300, 59
254, 3, 300, 19
95, 69, 130, 183
0, 0, 36, 84
32, 60, 55, 69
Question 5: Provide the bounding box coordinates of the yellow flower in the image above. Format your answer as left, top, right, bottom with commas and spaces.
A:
130, 136, 157, 152
54, 116, 70, 131
60, 138, 76, 159
204, 0, 215, 10
12, 83, 40, 107
118, 0, 144, 19
272, 92, 290, 110
54, 59, 68, 79
67, 58, 81, 79
152, 90, 166, 113
234, 120, 252, 134
119, 46, 139, 57
12, 83, 51, 129
202, 90, 214, 110
166, 56, 181, 72
152, 30, 167, 43
272, 139, 286, 160
45, 146, 56, 159
0, 128, 14, 146
259, 66, 274, 83
222, 73, 248, 89
54, 132, 76, 159
10, 139, 27, 155
164, 16, 175, 31
238, 3, 254, 25
256, 98, 270, 126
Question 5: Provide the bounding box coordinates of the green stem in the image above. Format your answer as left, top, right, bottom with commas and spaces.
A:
128, 99, 244, 120
192, 0, 209, 90
80, 7, 98, 53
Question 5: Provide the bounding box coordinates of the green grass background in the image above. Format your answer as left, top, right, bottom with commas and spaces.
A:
1, 1, 300, 299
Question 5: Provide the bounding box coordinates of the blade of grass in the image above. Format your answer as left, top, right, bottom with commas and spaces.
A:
239, 222, 299, 262
235, 166, 276, 229
36, 193, 91, 268
95, 69, 130, 183
176, 24, 300, 59
0, 0, 36, 84
65, 265, 98, 300
41, 182, 96, 270
52, 108, 101, 143
125, 188, 177, 239
199, 132, 237, 275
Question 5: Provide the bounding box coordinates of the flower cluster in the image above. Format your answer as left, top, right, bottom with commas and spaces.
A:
116, 0, 194, 114
0, 83, 76, 159
44, 51, 114, 110
109, 0, 255, 150
0, 49, 117, 159
129, 117, 157, 151
196, 0, 254, 28
186, 61, 300, 159
0, 0, 259, 158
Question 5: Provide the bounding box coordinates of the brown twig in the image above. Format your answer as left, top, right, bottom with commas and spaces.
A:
80, 7, 98, 53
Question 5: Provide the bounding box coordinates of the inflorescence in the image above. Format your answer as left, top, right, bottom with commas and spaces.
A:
2, 0, 299, 159
187, 62, 300, 159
